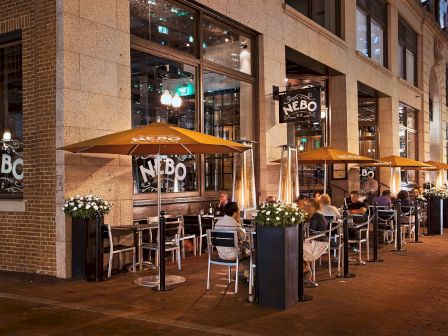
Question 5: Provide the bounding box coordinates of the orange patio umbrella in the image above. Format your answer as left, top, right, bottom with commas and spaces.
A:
358, 155, 432, 194
297, 147, 378, 194
61, 122, 249, 155
60, 121, 250, 291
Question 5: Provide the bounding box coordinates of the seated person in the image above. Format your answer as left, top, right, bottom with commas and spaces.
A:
373, 190, 392, 209
303, 198, 328, 287
214, 192, 228, 216
214, 202, 247, 261
294, 195, 308, 211
395, 190, 413, 207
305, 198, 328, 234
318, 193, 340, 221
265, 195, 277, 204
347, 191, 367, 215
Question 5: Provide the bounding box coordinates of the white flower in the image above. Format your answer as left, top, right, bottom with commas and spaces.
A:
73, 207, 77, 211
70, 197, 74, 201
266, 211, 270, 215
291, 217, 295, 222
87, 197, 92, 202
64, 204, 68, 208
78, 203, 83, 207
104, 201, 109, 206
266, 217, 270, 221
93, 206, 99, 211
276, 217, 280, 220
69, 202, 74, 206
86, 204, 91, 209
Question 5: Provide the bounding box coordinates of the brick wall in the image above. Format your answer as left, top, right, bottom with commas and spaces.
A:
0, 0, 57, 275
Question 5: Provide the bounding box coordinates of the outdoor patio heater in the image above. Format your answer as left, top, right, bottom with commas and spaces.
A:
232, 140, 257, 217
277, 145, 300, 203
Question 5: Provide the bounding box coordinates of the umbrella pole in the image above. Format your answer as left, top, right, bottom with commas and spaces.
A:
323, 161, 327, 195
155, 150, 168, 291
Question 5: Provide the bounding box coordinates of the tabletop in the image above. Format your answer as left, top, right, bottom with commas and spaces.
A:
111, 223, 157, 232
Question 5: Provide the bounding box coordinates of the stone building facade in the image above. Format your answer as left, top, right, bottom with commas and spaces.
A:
0, 0, 447, 277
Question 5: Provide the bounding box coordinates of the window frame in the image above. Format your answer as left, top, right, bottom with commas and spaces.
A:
399, 103, 418, 185
355, 0, 388, 68
130, 0, 258, 201
0, 31, 23, 200
398, 17, 418, 87
285, 0, 342, 38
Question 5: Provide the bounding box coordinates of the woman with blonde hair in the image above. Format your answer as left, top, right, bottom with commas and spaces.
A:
318, 193, 340, 221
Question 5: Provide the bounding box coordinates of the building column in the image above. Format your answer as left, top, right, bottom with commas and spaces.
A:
378, 96, 399, 191
328, 74, 358, 203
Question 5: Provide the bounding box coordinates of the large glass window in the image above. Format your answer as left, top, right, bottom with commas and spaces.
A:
0, 33, 23, 198
203, 72, 253, 191
286, 0, 341, 37
356, 0, 387, 67
130, 0, 256, 196
131, 49, 197, 194
399, 103, 418, 184
398, 18, 418, 86
202, 18, 252, 75
130, 0, 197, 55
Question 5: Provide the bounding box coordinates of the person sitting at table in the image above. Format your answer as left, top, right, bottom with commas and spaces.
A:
303, 198, 328, 287
373, 190, 392, 209
347, 191, 367, 215
410, 187, 420, 200
314, 192, 321, 201
265, 195, 277, 203
305, 198, 328, 234
318, 193, 340, 221
294, 195, 308, 210
395, 190, 412, 207
214, 192, 228, 216
214, 202, 248, 261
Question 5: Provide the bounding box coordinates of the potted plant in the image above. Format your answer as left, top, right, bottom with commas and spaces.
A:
255, 201, 306, 310
423, 188, 447, 235
63, 194, 112, 281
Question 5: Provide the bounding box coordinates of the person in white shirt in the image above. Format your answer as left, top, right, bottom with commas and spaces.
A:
318, 193, 340, 221
214, 202, 247, 260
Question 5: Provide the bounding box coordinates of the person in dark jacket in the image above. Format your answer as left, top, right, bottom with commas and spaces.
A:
305, 198, 328, 233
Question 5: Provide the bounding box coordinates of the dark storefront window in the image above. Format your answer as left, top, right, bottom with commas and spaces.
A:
202, 18, 252, 75
0, 32, 23, 198
358, 96, 379, 195
398, 18, 418, 86
286, 0, 341, 37
399, 103, 418, 184
130, 0, 256, 195
203, 72, 253, 191
356, 0, 388, 67
130, 0, 196, 55
131, 50, 197, 193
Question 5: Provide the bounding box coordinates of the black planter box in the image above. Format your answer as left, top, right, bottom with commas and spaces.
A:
444, 199, 448, 228
428, 198, 444, 235
71, 216, 104, 281
257, 225, 298, 310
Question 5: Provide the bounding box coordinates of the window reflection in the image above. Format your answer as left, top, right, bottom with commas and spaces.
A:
371, 20, 383, 65
131, 49, 197, 193
202, 18, 252, 75
203, 71, 253, 191
130, 0, 196, 55
356, 9, 368, 56
0, 38, 23, 198
399, 103, 418, 184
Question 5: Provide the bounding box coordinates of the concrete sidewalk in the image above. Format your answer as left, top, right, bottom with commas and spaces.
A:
1, 234, 448, 336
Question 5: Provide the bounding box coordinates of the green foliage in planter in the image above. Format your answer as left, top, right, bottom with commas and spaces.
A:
255, 201, 306, 227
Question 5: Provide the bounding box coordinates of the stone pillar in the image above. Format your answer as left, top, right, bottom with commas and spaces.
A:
55, 0, 133, 278
328, 74, 358, 203
377, 96, 399, 191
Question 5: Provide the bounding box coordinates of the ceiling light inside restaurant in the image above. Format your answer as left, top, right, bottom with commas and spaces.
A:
172, 93, 182, 108
161, 90, 172, 105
